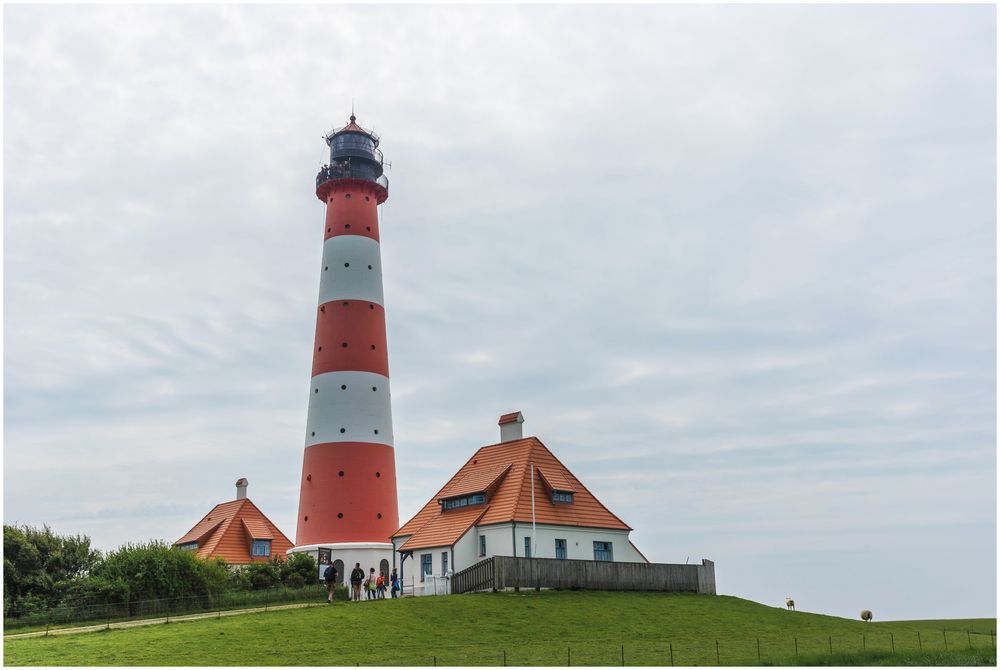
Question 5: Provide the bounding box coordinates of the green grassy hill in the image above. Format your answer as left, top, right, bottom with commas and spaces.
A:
4, 591, 995, 666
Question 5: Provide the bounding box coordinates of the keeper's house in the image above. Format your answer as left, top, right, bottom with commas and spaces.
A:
173, 478, 293, 564
391, 412, 647, 582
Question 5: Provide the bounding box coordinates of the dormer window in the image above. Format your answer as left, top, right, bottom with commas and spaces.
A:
251, 539, 272, 557
177, 542, 198, 551
552, 491, 574, 504
442, 493, 486, 510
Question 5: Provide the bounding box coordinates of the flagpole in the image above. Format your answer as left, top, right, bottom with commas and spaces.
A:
531, 463, 537, 558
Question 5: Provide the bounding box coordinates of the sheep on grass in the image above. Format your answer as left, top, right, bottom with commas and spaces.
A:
860, 610, 873, 622
785, 597, 795, 611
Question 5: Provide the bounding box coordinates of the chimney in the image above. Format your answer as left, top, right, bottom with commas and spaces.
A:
498, 411, 524, 442
235, 477, 249, 500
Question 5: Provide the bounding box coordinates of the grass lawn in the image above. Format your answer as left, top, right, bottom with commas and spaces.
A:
4, 590, 995, 666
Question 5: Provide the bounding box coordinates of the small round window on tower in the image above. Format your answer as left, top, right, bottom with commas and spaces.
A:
344, 262, 350, 268
341, 384, 347, 390
343, 301, 349, 307
345, 224, 351, 229
304, 515, 309, 521
377, 513, 382, 519
338, 512, 344, 518
372, 386, 377, 392
345, 194, 352, 200
340, 428, 346, 433
366, 226, 371, 232
338, 471, 345, 477
368, 265, 372, 270
374, 429, 379, 435
376, 471, 381, 478
342, 342, 348, 348
370, 345, 376, 350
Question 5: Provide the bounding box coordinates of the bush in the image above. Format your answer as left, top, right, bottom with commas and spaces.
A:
3, 524, 100, 615
90, 541, 230, 603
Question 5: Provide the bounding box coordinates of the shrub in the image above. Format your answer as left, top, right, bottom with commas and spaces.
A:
3, 524, 100, 615
90, 541, 230, 603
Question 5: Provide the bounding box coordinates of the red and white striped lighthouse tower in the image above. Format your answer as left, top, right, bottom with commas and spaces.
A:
290, 114, 399, 575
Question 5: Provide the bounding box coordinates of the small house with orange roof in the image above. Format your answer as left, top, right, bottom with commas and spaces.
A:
391, 412, 648, 587
173, 478, 294, 564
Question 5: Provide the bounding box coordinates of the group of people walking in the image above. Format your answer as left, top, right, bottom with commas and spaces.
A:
324, 561, 400, 602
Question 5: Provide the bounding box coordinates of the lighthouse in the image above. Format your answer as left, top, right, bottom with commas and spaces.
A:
290, 114, 399, 580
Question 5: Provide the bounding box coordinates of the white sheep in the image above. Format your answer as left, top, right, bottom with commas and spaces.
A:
785, 597, 795, 611
861, 610, 873, 622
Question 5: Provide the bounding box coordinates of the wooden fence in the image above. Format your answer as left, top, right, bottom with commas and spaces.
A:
451, 556, 715, 595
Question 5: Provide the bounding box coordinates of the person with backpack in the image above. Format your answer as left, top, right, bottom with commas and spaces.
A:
323, 563, 338, 603
350, 562, 365, 602
390, 569, 400, 599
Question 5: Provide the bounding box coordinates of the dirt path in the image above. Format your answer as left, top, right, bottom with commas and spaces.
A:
4, 601, 327, 640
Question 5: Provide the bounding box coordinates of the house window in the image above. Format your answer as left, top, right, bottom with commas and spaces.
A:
442, 552, 448, 575
421, 553, 432, 581
177, 542, 198, 552
251, 540, 271, 557
442, 493, 486, 510
479, 535, 486, 557
524, 537, 532, 558
555, 539, 567, 560
593, 541, 613, 562
552, 491, 574, 503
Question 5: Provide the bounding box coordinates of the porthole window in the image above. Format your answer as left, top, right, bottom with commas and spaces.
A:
377, 513, 382, 519
374, 429, 379, 435
365, 196, 370, 202
345, 224, 351, 229
314, 388, 319, 394
372, 386, 377, 392
342, 301, 349, 307
344, 262, 350, 267
338, 471, 345, 477
324, 266, 328, 271
376, 471, 381, 478
342, 342, 348, 348
304, 515, 309, 521
318, 346, 322, 352
340, 428, 346, 433
345, 194, 352, 199
341, 384, 347, 390
368, 265, 372, 270
369, 304, 375, 310
366, 226, 371, 231
311, 432, 315, 436
338, 512, 344, 518
370, 345, 376, 350
327, 228, 331, 233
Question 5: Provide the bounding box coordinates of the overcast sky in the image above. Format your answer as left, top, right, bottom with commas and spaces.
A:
5, 4, 995, 621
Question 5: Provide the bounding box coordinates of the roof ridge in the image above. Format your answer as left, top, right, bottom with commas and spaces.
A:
200, 499, 248, 556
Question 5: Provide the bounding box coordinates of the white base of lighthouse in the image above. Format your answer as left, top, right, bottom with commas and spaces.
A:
288, 542, 394, 585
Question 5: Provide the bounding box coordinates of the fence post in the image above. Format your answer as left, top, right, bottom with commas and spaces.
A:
917, 631, 922, 651
715, 640, 720, 664
621, 644, 624, 666
433, 655, 436, 666
503, 649, 506, 666
862, 633, 866, 650
265, 591, 269, 612
669, 643, 674, 667
890, 633, 894, 653
943, 630, 948, 650
829, 636, 832, 654
794, 637, 798, 659
757, 638, 761, 662
967, 630, 972, 649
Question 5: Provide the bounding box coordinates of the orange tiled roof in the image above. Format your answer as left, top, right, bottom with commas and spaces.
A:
397, 505, 489, 552
437, 463, 511, 500
241, 517, 274, 540
394, 437, 630, 547
173, 498, 293, 564
537, 467, 576, 493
